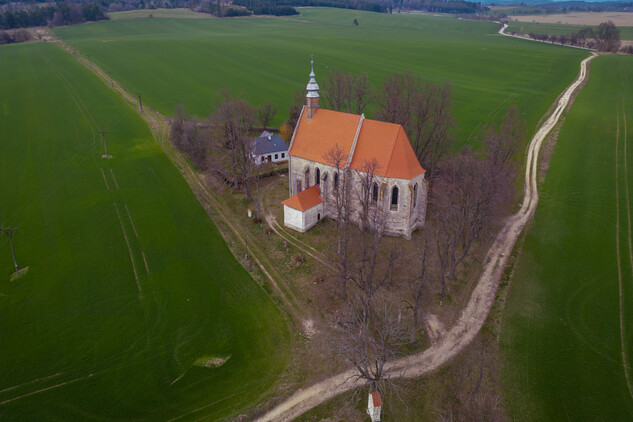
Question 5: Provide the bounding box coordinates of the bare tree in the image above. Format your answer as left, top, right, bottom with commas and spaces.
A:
323, 144, 352, 298
595, 20, 621, 52
431, 107, 525, 293
170, 104, 207, 170
352, 72, 371, 115
209, 89, 256, 199
287, 89, 305, 129
323, 70, 372, 115
436, 335, 505, 422
404, 235, 428, 342
376, 72, 453, 179
323, 70, 352, 112
257, 100, 277, 130
331, 301, 409, 396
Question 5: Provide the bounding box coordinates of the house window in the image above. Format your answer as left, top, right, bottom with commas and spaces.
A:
372, 183, 378, 203
267, 155, 272, 162
275, 154, 278, 160
281, 153, 285, 158
261, 156, 265, 163
391, 186, 399, 211
413, 183, 418, 208
316, 168, 320, 185
334, 172, 339, 190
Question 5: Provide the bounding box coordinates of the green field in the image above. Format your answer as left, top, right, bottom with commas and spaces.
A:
0, 42, 289, 420
53, 8, 587, 144
508, 21, 633, 40
501, 55, 633, 420
109, 8, 214, 20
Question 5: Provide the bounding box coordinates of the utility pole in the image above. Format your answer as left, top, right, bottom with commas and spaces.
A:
138, 92, 143, 113
98, 130, 111, 158
0, 227, 19, 275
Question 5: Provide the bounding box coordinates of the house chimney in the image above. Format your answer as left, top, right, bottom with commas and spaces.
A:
306, 57, 319, 119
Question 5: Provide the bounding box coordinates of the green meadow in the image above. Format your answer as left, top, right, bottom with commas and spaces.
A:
501, 55, 633, 420
0, 42, 289, 420
54, 8, 586, 144
508, 21, 633, 40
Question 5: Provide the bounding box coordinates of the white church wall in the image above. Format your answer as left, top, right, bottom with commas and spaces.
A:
283, 205, 304, 232
288, 156, 427, 239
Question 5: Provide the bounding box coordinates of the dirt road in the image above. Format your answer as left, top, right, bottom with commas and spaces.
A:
256, 52, 597, 422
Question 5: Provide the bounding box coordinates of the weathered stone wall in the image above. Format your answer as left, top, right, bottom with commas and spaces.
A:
288, 155, 427, 239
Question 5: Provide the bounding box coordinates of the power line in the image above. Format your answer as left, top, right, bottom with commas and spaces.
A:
0, 227, 20, 275
98, 130, 111, 158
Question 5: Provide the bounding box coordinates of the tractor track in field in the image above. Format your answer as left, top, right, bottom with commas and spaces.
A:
615, 103, 633, 400
255, 52, 597, 422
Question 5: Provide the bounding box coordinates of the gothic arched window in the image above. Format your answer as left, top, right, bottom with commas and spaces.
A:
334, 172, 339, 190
391, 185, 399, 211
413, 183, 418, 209
316, 168, 321, 185
372, 183, 378, 203
305, 168, 310, 188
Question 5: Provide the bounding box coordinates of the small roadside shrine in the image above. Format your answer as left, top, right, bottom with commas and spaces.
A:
367, 391, 382, 422
281, 185, 323, 232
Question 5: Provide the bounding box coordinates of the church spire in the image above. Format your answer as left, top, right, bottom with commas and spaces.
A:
306, 56, 319, 119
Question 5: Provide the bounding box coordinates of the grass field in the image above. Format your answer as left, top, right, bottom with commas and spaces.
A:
53, 8, 587, 144
508, 21, 633, 40
0, 42, 289, 420
109, 8, 213, 20
500, 54, 633, 420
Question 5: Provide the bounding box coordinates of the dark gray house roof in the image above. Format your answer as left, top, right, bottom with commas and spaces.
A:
251, 132, 288, 155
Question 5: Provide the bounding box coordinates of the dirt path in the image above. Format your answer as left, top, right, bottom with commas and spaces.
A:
498, 23, 594, 51
256, 52, 597, 422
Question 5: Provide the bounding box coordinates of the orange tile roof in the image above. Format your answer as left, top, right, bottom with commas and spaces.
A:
289, 109, 361, 164
281, 185, 323, 212
290, 109, 425, 180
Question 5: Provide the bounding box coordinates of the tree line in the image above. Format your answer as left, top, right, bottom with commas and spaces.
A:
515, 21, 627, 53
0, 1, 107, 30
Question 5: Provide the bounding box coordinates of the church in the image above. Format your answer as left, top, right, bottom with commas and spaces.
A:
282, 61, 428, 239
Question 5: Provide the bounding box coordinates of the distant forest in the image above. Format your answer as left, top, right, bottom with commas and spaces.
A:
0, 0, 485, 29
0, 2, 107, 29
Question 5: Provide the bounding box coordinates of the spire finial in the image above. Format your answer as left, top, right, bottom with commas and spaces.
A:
306, 55, 319, 119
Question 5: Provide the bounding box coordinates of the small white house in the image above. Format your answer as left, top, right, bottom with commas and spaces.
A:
367, 391, 382, 422
251, 131, 289, 164
281, 185, 323, 232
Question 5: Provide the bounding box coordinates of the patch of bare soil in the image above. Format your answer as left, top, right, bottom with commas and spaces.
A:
511, 12, 633, 26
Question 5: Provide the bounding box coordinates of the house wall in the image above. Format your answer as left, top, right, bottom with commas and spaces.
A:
288, 155, 427, 239
254, 150, 288, 164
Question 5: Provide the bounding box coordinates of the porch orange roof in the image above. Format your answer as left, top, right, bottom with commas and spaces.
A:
289, 109, 425, 180
281, 185, 323, 212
